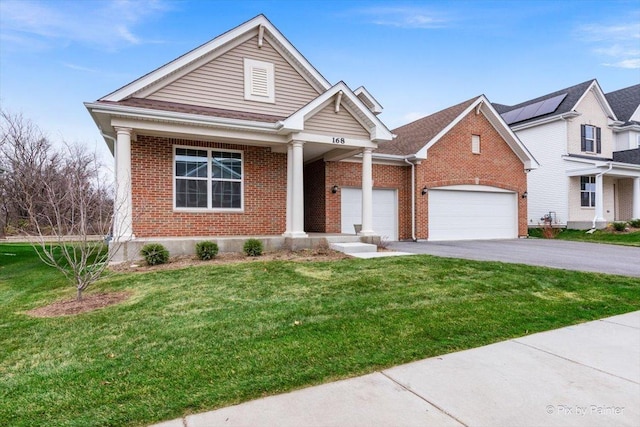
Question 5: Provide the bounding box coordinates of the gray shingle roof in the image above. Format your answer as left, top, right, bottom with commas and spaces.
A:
605, 84, 640, 126
376, 97, 478, 156
613, 148, 640, 165
493, 80, 596, 126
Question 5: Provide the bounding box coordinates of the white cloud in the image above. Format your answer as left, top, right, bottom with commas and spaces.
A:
603, 59, 640, 69
0, 0, 172, 51
575, 13, 640, 69
354, 6, 450, 29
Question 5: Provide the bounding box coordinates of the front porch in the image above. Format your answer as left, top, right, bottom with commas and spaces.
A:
565, 157, 640, 229
110, 233, 381, 263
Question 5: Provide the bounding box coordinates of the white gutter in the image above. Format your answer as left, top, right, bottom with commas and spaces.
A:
593, 163, 613, 229
404, 158, 417, 241
511, 111, 581, 132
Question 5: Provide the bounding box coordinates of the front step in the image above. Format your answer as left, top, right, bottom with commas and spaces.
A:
329, 242, 377, 254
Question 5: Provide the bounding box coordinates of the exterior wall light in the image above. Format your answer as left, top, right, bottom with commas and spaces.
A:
331, 185, 339, 194
522, 191, 528, 199
421, 186, 428, 195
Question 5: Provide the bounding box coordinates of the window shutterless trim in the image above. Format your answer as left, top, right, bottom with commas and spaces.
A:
173, 145, 244, 212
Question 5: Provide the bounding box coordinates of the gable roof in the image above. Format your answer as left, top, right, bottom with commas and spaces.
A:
100, 14, 331, 102
377, 98, 476, 156
494, 79, 604, 127
281, 81, 393, 142
606, 84, 640, 126
377, 95, 538, 169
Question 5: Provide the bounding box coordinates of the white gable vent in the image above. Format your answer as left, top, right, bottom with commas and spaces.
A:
244, 58, 274, 103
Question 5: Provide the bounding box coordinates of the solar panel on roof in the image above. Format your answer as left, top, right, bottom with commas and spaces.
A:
500, 92, 568, 125
535, 93, 567, 116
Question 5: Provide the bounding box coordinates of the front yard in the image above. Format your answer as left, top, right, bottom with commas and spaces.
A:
529, 227, 640, 246
1, 243, 639, 426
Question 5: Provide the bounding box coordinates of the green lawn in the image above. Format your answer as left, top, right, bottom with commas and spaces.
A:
529, 228, 640, 246
1, 243, 639, 427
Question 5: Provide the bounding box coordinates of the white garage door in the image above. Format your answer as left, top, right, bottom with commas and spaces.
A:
428, 187, 517, 241
341, 188, 398, 241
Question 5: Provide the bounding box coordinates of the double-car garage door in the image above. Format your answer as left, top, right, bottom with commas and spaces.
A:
428, 186, 518, 241
341, 185, 517, 241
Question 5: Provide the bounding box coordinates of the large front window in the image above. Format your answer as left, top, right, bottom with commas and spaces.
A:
580, 176, 596, 207
174, 147, 243, 210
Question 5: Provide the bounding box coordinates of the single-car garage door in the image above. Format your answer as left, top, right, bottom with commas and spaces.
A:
428, 186, 517, 241
341, 188, 398, 241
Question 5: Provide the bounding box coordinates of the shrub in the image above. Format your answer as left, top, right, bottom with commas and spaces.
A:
196, 241, 219, 260
612, 221, 627, 232
629, 218, 640, 228
243, 238, 263, 257
538, 224, 560, 239
140, 243, 169, 266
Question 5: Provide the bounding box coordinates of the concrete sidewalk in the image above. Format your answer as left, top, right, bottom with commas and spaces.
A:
152, 311, 640, 427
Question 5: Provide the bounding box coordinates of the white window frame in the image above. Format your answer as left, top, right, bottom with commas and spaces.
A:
244, 58, 275, 103
580, 176, 596, 208
584, 125, 596, 153
173, 146, 244, 212
471, 134, 481, 154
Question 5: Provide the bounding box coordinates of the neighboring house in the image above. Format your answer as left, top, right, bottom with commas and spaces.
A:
494, 80, 640, 229
85, 15, 536, 261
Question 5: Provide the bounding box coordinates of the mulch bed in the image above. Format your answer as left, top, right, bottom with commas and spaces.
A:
26, 292, 131, 318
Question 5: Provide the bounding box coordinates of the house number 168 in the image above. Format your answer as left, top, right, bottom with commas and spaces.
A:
332, 137, 345, 144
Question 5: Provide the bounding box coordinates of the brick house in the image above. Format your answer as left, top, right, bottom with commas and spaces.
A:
85, 15, 536, 260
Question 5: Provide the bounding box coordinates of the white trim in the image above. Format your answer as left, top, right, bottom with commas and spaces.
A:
281, 81, 393, 142
101, 15, 331, 102
416, 95, 539, 169
244, 58, 275, 103
354, 86, 383, 114
173, 145, 245, 212
429, 184, 515, 193
573, 80, 618, 121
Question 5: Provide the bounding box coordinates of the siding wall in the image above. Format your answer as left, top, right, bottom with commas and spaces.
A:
147, 36, 319, 116
305, 103, 370, 139
568, 176, 616, 223
616, 178, 634, 221
517, 120, 570, 225
568, 90, 614, 157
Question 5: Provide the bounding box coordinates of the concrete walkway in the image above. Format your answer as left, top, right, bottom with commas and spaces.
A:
151, 311, 640, 427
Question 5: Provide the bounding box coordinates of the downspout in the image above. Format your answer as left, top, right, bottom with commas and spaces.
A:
592, 163, 613, 229
404, 158, 417, 241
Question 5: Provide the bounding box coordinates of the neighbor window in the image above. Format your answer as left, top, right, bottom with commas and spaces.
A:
580, 176, 596, 207
580, 124, 601, 153
244, 58, 275, 103
471, 134, 480, 154
174, 147, 243, 210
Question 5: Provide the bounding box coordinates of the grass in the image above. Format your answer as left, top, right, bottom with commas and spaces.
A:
1, 243, 639, 426
529, 227, 640, 246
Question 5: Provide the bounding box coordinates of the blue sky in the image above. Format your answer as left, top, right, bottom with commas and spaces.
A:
1, 0, 639, 164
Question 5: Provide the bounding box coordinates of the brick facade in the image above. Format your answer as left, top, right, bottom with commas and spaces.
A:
131, 134, 286, 237
414, 110, 528, 238
132, 107, 527, 240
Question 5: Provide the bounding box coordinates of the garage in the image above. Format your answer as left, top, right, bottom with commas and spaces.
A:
341, 188, 398, 241
428, 186, 517, 241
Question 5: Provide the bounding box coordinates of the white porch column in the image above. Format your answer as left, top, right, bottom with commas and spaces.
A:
283, 143, 293, 235
283, 141, 307, 238
594, 173, 605, 227
633, 177, 640, 219
114, 127, 134, 240
359, 147, 375, 236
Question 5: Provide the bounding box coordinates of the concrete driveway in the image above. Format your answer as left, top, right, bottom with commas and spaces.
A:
387, 239, 640, 277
